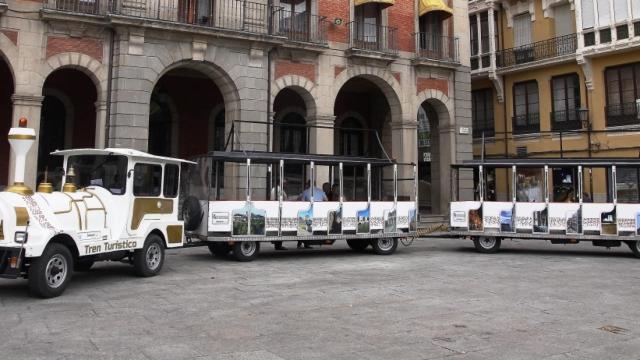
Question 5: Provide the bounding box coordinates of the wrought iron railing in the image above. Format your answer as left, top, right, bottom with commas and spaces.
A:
551, 109, 584, 131
347, 21, 398, 55
43, 0, 112, 15
512, 113, 540, 135
413, 33, 459, 63
496, 33, 577, 68
606, 103, 639, 127
272, 8, 328, 44
112, 0, 271, 34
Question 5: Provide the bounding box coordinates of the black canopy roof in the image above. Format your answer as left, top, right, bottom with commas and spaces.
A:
453, 158, 640, 168
194, 151, 414, 167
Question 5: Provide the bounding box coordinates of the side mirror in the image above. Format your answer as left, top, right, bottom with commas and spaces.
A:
127, 169, 135, 179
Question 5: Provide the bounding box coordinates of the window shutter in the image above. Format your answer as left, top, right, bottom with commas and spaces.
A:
513, 13, 532, 47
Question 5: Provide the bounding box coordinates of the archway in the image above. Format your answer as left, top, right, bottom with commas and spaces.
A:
334, 76, 394, 201
39, 68, 98, 187
0, 55, 13, 188
417, 98, 452, 215
149, 66, 225, 158
273, 87, 308, 197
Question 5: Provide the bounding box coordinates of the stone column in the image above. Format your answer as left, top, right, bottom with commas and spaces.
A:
488, 9, 496, 69
308, 114, 335, 185
391, 120, 418, 202
94, 100, 107, 148
9, 94, 43, 188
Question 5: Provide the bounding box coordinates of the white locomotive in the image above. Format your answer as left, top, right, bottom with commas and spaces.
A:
0, 118, 192, 297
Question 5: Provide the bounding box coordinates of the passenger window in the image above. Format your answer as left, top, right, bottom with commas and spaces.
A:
134, 163, 162, 197
164, 164, 180, 198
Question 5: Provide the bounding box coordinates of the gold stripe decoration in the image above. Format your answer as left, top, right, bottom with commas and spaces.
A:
131, 198, 174, 230
166, 225, 183, 244
7, 134, 36, 140
419, 0, 453, 19
354, 0, 395, 8
14, 207, 29, 226
7, 182, 34, 195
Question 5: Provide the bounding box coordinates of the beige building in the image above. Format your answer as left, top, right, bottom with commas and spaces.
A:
0, 0, 473, 218
469, 0, 640, 202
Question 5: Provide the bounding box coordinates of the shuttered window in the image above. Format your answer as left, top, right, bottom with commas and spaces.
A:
513, 13, 532, 47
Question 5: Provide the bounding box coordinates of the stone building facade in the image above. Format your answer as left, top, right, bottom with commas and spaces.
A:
0, 0, 472, 216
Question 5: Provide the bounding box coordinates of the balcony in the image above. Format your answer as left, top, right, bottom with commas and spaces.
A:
496, 33, 577, 69
43, 0, 111, 16
606, 103, 639, 127
346, 21, 398, 60
272, 9, 329, 45
550, 109, 584, 131
512, 113, 540, 135
413, 33, 459, 65
42, 0, 328, 45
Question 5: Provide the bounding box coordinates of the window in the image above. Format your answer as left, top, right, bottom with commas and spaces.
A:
582, 0, 595, 29
617, 24, 629, 39
66, 155, 128, 195
164, 164, 180, 198
600, 28, 612, 43
597, 0, 611, 26
605, 62, 640, 126
584, 31, 596, 46
134, 163, 163, 197
614, 0, 628, 22
470, 15, 478, 56
354, 4, 382, 47
279, 0, 311, 40
551, 74, 581, 130
472, 89, 494, 137
340, 118, 364, 156
480, 12, 489, 53
419, 12, 446, 58
616, 167, 640, 203
513, 81, 540, 134
513, 13, 532, 47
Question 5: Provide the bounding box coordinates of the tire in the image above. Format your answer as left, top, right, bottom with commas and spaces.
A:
346, 239, 369, 252
208, 242, 231, 257
182, 196, 203, 231
28, 243, 74, 298
370, 238, 398, 255
133, 234, 165, 277
232, 241, 260, 262
74, 258, 95, 271
625, 241, 640, 258
473, 236, 501, 254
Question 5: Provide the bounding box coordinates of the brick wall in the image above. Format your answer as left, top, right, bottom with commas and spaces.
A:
388, 0, 415, 52
46, 36, 103, 62
417, 77, 449, 96
0, 29, 18, 46
274, 60, 316, 83
319, 0, 350, 43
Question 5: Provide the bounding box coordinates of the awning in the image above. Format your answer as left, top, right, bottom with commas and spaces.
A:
419, 0, 453, 19
354, 0, 395, 8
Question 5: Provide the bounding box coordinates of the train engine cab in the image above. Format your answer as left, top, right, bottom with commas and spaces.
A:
0, 119, 193, 298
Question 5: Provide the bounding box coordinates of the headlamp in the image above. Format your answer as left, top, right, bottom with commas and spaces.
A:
14, 231, 28, 244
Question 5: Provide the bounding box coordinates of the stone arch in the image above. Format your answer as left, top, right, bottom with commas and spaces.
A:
0, 39, 18, 86
271, 75, 317, 118
150, 59, 242, 128
333, 65, 404, 122
415, 89, 454, 128
39, 53, 107, 102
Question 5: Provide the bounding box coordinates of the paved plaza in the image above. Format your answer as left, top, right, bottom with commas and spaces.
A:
1, 238, 639, 360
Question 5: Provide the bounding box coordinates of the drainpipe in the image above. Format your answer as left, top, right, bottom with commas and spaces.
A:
105, 27, 115, 148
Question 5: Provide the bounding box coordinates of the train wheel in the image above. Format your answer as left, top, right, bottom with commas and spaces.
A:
346, 239, 369, 252
370, 238, 398, 255
28, 243, 74, 298
232, 241, 260, 262
208, 242, 231, 257
473, 236, 501, 253
133, 234, 165, 277
625, 241, 640, 258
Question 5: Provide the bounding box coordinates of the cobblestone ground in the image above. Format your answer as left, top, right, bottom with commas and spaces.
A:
1, 238, 639, 360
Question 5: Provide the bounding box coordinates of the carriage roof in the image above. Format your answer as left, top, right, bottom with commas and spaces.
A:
453, 158, 640, 168
51, 148, 196, 164
197, 151, 413, 167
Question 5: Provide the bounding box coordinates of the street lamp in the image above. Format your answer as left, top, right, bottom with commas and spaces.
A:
577, 107, 590, 129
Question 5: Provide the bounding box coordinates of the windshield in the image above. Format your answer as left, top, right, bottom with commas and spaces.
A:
66, 155, 128, 195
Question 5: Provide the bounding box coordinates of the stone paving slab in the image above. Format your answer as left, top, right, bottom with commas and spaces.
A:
1, 238, 639, 359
